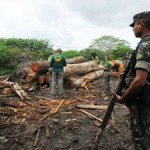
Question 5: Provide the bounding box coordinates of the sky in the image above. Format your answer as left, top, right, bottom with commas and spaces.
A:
0, 0, 150, 50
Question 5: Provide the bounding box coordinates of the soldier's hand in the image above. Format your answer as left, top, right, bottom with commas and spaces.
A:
112, 91, 122, 103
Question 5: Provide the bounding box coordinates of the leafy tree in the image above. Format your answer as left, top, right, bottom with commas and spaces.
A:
88, 35, 131, 54
0, 38, 52, 51
111, 46, 132, 60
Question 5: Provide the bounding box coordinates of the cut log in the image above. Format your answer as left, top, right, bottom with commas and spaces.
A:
26, 61, 49, 82
24, 60, 100, 83
31, 61, 49, 74
64, 70, 104, 88
66, 56, 87, 64
26, 69, 37, 82
64, 61, 100, 78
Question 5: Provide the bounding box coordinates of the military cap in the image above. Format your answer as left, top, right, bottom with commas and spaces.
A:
130, 11, 150, 27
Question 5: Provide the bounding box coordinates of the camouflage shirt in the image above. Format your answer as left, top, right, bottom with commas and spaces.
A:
135, 35, 150, 73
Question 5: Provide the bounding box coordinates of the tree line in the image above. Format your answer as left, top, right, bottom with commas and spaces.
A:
0, 35, 132, 75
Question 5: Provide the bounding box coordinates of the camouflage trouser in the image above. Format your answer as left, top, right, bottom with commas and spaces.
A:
129, 103, 150, 150
51, 72, 64, 95
49, 68, 52, 86
103, 71, 111, 94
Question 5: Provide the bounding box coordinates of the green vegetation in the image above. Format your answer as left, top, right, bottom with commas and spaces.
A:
87, 35, 132, 63
0, 36, 132, 75
0, 38, 53, 75
0, 38, 51, 51
63, 50, 81, 58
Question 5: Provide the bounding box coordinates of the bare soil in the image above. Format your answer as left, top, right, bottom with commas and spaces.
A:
0, 77, 134, 150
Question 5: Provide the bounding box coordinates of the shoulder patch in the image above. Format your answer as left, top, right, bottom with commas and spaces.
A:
136, 53, 143, 59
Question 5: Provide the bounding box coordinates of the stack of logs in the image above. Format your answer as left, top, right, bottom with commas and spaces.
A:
18, 56, 104, 89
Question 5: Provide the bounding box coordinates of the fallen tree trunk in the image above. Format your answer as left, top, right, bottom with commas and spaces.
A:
25, 61, 100, 83
64, 69, 104, 88
26, 61, 49, 82
31, 61, 49, 74
64, 61, 100, 77
66, 56, 87, 64
36, 61, 100, 85
26, 69, 37, 82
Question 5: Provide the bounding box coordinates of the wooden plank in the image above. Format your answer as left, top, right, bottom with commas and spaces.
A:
79, 109, 102, 122
76, 104, 126, 110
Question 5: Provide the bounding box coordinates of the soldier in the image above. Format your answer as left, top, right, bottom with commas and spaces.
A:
50, 48, 67, 97
114, 11, 150, 149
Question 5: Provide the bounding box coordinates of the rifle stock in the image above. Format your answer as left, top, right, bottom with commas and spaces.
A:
94, 50, 136, 150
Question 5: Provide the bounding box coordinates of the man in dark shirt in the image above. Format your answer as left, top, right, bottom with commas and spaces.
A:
90, 50, 98, 62
50, 48, 67, 97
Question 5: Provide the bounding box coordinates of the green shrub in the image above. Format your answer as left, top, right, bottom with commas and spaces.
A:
0, 47, 22, 75
63, 50, 81, 58
0, 38, 51, 51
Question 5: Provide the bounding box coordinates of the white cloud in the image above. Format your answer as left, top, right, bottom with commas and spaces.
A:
0, 0, 149, 50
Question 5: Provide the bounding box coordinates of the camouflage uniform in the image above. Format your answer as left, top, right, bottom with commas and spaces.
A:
103, 60, 112, 95
128, 34, 150, 150
50, 50, 67, 96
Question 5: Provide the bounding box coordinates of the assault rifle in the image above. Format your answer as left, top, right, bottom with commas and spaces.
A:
94, 49, 137, 150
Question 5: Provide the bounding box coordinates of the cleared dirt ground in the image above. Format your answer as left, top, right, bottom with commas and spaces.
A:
0, 77, 134, 150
